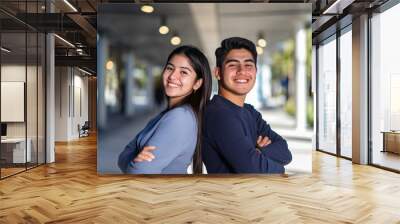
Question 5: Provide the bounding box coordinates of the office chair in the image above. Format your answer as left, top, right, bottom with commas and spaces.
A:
78, 121, 90, 138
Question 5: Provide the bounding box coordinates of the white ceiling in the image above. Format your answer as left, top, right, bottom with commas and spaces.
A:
98, 3, 202, 66
98, 3, 311, 67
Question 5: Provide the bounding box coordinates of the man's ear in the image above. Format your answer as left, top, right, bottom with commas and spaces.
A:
214, 67, 221, 80
193, 78, 203, 91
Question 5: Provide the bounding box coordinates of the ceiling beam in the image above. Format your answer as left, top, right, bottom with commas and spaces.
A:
55, 55, 96, 73
189, 3, 220, 68
67, 13, 97, 46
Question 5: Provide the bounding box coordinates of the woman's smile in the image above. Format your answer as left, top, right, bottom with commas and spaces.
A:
166, 81, 181, 88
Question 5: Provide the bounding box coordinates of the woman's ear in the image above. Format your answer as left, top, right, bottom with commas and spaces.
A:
214, 67, 221, 80
193, 78, 203, 91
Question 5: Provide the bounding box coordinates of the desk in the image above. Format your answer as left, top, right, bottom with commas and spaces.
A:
381, 131, 400, 154
1, 138, 31, 163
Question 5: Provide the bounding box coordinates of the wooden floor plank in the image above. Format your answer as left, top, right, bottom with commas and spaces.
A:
1, 134, 400, 223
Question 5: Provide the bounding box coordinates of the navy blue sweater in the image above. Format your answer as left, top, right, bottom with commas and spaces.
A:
202, 95, 292, 173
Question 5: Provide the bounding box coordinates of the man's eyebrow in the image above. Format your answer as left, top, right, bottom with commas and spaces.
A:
244, 59, 255, 63
225, 58, 255, 64
224, 59, 240, 64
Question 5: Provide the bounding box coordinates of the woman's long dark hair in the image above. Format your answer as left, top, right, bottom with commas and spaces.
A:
164, 45, 212, 174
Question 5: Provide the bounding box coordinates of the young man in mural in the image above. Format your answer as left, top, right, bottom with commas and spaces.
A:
202, 37, 292, 173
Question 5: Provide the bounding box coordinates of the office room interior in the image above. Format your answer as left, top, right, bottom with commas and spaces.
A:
0, 0, 400, 223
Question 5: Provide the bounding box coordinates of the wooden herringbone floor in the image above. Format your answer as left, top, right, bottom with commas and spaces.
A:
1, 134, 400, 223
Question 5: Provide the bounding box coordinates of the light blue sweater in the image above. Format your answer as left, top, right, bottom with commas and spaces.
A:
118, 105, 197, 174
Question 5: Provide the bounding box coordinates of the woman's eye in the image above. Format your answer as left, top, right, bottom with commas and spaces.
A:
181, 71, 188, 75
166, 67, 173, 71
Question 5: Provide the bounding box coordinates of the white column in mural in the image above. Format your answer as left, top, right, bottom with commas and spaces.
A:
97, 34, 108, 129
261, 53, 272, 107
146, 65, 155, 110
124, 52, 135, 116
295, 28, 308, 131
46, 0, 55, 163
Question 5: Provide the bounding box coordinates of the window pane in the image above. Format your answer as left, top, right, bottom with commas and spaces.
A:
371, 3, 400, 171
318, 36, 337, 154
340, 28, 352, 158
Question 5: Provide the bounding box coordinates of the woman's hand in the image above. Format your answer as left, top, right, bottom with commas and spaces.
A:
133, 146, 156, 162
256, 136, 272, 149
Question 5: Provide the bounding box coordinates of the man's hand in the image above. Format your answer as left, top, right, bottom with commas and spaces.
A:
133, 146, 156, 162
256, 136, 272, 149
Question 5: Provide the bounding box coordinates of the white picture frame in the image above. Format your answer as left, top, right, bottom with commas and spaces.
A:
1, 81, 25, 122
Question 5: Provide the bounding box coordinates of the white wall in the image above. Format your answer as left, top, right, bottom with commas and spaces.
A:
1, 65, 26, 82
55, 67, 89, 141
71, 72, 89, 138
55, 67, 69, 141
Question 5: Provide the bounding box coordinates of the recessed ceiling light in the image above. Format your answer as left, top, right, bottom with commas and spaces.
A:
257, 39, 267, 48
106, 60, 114, 70
141, 5, 154, 13
159, 25, 169, 35
159, 16, 169, 35
171, 35, 181, 46
257, 32, 267, 48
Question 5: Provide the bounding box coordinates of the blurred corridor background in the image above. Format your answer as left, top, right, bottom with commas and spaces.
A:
97, 3, 312, 174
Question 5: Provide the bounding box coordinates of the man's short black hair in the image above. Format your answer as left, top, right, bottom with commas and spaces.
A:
215, 37, 257, 68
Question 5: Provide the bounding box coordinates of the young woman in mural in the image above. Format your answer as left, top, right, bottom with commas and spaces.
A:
118, 45, 212, 174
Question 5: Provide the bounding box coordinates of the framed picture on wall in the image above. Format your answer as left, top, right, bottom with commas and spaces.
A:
1, 81, 25, 122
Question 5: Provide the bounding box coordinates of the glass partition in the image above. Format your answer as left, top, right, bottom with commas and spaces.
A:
0, 1, 46, 179
1, 29, 28, 177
